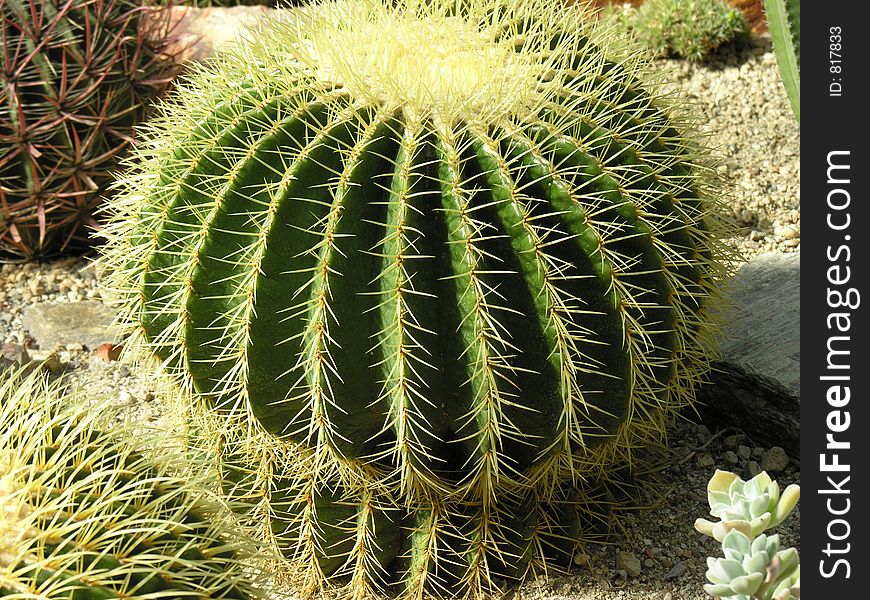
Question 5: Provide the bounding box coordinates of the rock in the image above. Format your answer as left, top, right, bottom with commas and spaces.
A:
29, 350, 64, 374
95, 343, 124, 362
151, 5, 277, 64
696, 452, 715, 468
737, 445, 752, 460
724, 434, 741, 449
1, 342, 30, 364
747, 460, 762, 477
664, 561, 687, 580
616, 551, 642, 578
696, 252, 799, 457
21, 302, 118, 351
774, 225, 799, 239
761, 446, 790, 472
724, 450, 739, 466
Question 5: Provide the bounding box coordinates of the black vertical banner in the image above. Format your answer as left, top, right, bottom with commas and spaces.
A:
802, 2, 869, 597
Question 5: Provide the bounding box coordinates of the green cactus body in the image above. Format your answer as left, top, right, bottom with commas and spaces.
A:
215, 433, 594, 599
104, 0, 727, 504
101, 0, 731, 595
0, 370, 261, 599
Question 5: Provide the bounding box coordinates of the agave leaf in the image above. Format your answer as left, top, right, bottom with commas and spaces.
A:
764, 0, 800, 121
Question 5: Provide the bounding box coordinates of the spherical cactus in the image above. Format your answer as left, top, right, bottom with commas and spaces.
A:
0, 0, 179, 260
102, 0, 729, 499
188, 408, 617, 599
0, 368, 263, 599
99, 0, 732, 594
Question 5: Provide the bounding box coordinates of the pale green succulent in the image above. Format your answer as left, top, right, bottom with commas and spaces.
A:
704, 530, 800, 600
768, 562, 800, 600
695, 470, 800, 541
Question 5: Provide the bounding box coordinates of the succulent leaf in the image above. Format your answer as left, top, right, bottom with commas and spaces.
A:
770, 484, 800, 527
705, 531, 774, 598
764, 0, 800, 121
705, 471, 799, 538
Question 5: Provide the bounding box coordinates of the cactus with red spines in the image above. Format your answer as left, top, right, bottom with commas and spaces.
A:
0, 0, 180, 260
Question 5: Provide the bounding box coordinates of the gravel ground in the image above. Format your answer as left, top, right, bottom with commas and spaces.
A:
0, 39, 799, 600
674, 36, 801, 261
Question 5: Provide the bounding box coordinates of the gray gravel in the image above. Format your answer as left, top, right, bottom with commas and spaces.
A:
672, 36, 801, 260
0, 38, 800, 600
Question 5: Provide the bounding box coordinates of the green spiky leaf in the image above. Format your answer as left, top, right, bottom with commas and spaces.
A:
764, 0, 800, 121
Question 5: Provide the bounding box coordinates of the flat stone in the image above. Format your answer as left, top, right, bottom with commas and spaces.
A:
664, 561, 687, 580
720, 252, 800, 397
696, 252, 799, 456
21, 302, 118, 351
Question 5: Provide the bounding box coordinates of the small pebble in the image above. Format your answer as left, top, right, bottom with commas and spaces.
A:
761, 446, 790, 472
696, 452, 715, 468
616, 551, 642, 578
665, 561, 687, 580
724, 434, 741, 449
774, 225, 799, 239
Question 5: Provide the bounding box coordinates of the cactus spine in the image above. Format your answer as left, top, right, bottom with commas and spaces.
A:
764, 0, 800, 121
100, 0, 733, 596
0, 369, 262, 599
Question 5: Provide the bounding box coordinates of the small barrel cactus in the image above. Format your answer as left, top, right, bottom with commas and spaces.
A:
0, 0, 179, 260
0, 368, 262, 598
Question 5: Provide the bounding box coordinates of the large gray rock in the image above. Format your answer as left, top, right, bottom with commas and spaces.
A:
696, 252, 800, 455
22, 302, 118, 351
719, 252, 800, 396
